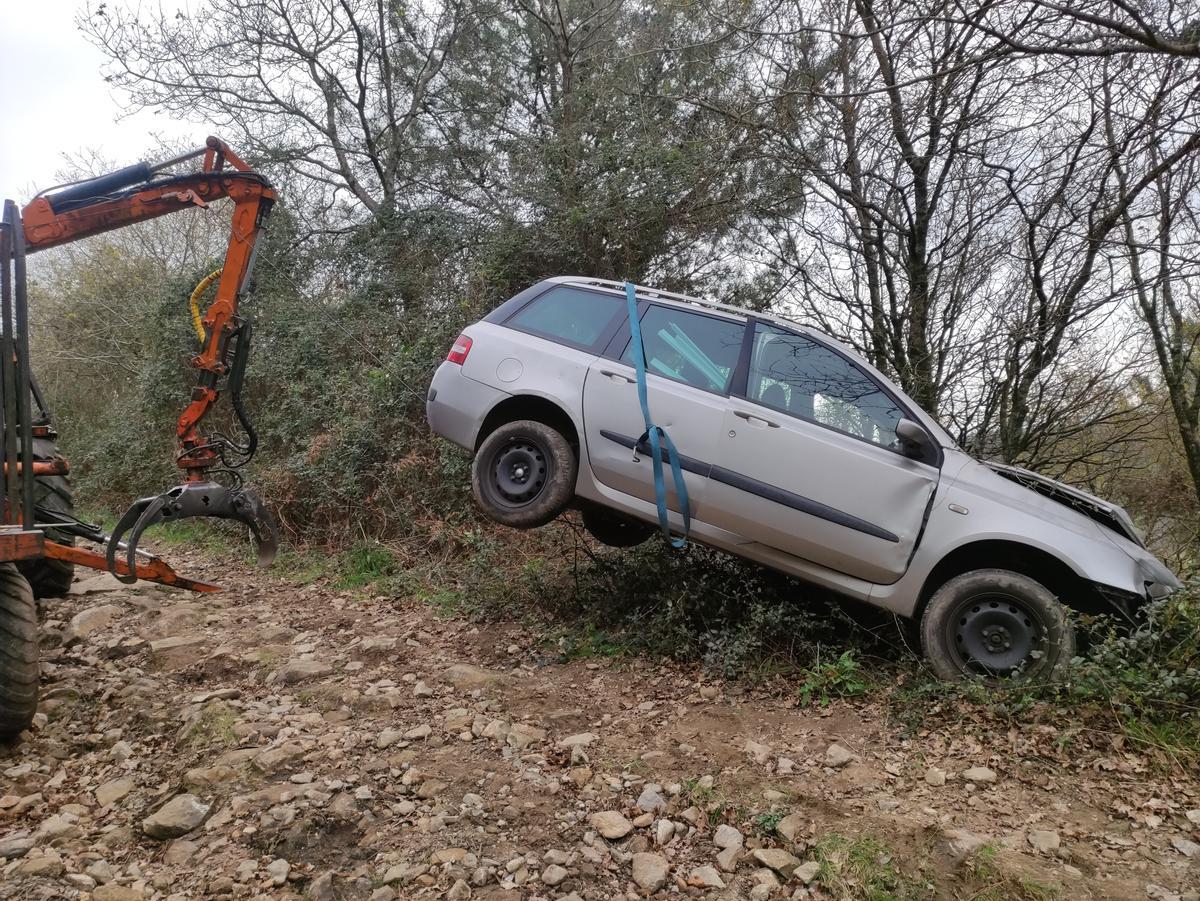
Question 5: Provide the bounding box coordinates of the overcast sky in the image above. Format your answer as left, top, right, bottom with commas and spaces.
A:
0, 1, 192, 204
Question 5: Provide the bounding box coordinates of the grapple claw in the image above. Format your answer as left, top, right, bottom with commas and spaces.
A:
106, 481, 280, 580
107, 495, 166, 583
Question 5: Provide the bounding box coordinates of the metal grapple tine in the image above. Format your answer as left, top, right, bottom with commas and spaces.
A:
226, 486, 279, 567
126, 495, 174, 578
107, 494, 167, 583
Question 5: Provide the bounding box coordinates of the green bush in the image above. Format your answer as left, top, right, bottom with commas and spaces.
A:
1062, 589, 1200, 755
556, 540, 898, 677
798, 650, 871, 706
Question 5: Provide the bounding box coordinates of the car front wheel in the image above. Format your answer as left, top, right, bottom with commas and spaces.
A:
920, 569, 1075, 682
472, 420, 577, 529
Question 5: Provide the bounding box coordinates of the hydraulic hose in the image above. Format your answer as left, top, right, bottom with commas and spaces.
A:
188, 269, 223, 343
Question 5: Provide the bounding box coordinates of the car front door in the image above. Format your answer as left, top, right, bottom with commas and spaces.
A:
581, 303, 745, 521
704, 322, 938, 584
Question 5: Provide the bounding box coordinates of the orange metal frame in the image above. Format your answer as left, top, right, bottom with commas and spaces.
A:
43, 543, 219, 593
2, 460, 67, 477
0, 529, 44, 562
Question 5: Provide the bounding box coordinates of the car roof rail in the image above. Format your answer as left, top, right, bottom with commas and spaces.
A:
552, 275, 757, 321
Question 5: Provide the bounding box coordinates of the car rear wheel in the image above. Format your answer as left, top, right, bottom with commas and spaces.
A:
920, 569, 1075, 683
581, 507, 655, 548
472, 420, 577, 529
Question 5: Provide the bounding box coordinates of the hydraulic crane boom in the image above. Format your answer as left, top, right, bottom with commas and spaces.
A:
17, 137, 279, 582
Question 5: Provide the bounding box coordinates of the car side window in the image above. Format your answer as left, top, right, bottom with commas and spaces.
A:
622, 305, 745, 393
747, 324, 903, 448
505, 286, 624, 351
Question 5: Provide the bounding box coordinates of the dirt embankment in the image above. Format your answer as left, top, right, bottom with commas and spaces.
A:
2, 552, 1198, 900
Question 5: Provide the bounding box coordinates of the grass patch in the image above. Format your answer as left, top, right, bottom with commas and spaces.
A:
416, 586, 473, 618
67, 511, 247, 562
333, 539, 402, 589
180, 701, 238, 749
551, 623, 631, 661
1016, 877, 1061, 901
963, 845, 1060, 901
380, 529, 558, 620
965, 844, 1003, 885
812, 832, 930, 901
272, 547, 329, 585
680, 777, 733, 827
249, 646, 284, 664
1119, 715, 1200, 761
754, 809, 785, 836
295, 688, 339, 713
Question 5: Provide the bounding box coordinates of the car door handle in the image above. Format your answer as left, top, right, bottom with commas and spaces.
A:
600, 369, 635, 384
734, 410, 780, 428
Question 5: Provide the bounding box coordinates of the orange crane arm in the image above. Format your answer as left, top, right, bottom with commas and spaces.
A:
21, 137, 276, 478
21, 138, 268, 251
16, 137, 280, 583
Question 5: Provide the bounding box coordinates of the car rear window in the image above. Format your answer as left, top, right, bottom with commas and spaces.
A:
505, 286, 624, 351
622, 305, 745, 393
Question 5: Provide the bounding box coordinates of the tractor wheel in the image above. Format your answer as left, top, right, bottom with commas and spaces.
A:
16, 437, 75, 598
0, 563, 38, 740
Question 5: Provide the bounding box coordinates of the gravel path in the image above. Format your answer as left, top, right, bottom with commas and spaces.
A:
2, 552, 1198, 900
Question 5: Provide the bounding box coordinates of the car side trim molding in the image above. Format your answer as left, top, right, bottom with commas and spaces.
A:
709, 465, 899, 543
599, 430, 899, 543
599, 430, 711, 477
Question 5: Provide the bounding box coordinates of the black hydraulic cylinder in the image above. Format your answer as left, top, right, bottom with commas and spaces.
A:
46, 162, 154, 213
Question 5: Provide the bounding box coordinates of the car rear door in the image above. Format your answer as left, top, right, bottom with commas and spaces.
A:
703, 322, 938, 584
582, 302, 745, 520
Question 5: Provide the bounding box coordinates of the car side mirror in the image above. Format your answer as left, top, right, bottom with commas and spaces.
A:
896, 418, 934, 460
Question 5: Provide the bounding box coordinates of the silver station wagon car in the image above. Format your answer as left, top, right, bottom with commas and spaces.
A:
427, 277, 1180, 681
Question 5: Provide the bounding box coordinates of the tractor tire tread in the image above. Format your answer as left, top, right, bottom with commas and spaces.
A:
0, 563, 39, 739
16, 437, 75, 599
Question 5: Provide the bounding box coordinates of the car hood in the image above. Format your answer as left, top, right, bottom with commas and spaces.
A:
983, 461, 1144, 547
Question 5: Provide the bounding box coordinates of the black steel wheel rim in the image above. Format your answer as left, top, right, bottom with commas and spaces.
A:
489, 437, 550, 507
945, 591, 1047, 678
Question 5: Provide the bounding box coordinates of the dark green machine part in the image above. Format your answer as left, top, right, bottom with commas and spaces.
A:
0, 200, 36, 534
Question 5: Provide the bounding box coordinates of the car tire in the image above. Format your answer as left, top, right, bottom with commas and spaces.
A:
581, 507, 656, 548
472, 420, 577, 529
0, 563, 38, 741
920, 569, 1075, 683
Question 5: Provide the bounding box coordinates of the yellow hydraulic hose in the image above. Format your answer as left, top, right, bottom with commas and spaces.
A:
189, 269, 223, 343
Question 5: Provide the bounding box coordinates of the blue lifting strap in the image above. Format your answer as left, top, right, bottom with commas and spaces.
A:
624, 281, 690, 547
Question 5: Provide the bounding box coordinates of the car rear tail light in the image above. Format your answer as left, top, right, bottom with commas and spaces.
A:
446, 334, 473, 365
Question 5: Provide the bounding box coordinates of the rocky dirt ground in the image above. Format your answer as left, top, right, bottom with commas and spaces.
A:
2, 550, 1199, 901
